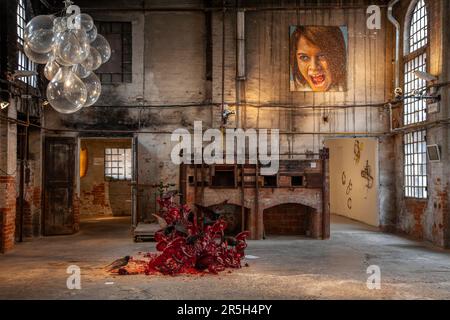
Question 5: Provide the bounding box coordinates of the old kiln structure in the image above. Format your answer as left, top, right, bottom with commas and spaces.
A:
180, 153, 330, 239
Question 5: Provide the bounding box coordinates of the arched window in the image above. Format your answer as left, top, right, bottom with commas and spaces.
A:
407, 0, 428, 53
403, 0, 428, 199
17, 0, 37, 87
404, 0, 428, 125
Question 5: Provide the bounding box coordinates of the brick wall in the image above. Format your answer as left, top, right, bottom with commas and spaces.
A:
73, 193, 80, 232
263, 203, 311, 236
1, 176, 16, 253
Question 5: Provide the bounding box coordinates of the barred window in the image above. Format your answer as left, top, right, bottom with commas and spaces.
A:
404, 130, 427, 198
17, 0, 26, 45
105, 148, 132, 180
404, 53, 427, 125
403, 0, 428, 199
408, 0, 428, 53
95, 21, 132, 84
403, 0, 428, 125
17, 0, 37, 88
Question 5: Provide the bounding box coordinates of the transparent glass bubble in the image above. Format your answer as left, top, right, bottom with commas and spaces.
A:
24, 43, 52, 64
55, 29, 90, 65
51, 44, 72, 66
24, 15, 55, 53
81, 47, 102, 71
91, 34, 111, 64
87, 25, 97, 43
46, 66, 87, 114
83, 72, 101, 107
53, 17, 67, 34
44, 58, 60, 80
75, 13, 94, 31
72, 63, 91, 79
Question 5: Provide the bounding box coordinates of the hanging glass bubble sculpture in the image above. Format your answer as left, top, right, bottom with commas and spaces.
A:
23, 2, 111, 114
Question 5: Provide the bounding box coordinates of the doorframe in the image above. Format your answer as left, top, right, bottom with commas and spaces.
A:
77, 136, 137, 226
323, 137, 380, 228
41, 135, 78, 236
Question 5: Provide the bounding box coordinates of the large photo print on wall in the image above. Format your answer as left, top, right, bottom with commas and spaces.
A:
290, 26, 348, 92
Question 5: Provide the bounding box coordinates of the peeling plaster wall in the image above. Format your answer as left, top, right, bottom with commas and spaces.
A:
18, 127, 43, 239
137, 133, 179, 221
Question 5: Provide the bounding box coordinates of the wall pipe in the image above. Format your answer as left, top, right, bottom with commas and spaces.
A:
387, 0, 401, 134
387, 0, 401, 90
0, 115, 390, 135
77, 5, 389, 13
3, 113, 448, 136
82, 102, 389, 109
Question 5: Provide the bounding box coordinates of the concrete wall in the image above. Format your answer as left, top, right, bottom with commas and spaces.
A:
326, 138, 379, 227
18, 127, 43, 238
80, 139, 132, 216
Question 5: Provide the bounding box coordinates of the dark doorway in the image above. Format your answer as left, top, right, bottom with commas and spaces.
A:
43, 137, 76, 235
263, 203, 313, 236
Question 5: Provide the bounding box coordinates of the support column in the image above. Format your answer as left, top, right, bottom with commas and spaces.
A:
0, 100, 17, 253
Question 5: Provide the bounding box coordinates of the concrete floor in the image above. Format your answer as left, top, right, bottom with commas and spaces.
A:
1, 215, 450, 300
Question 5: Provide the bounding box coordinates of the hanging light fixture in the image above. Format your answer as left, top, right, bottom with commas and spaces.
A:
23, 0, 111, 114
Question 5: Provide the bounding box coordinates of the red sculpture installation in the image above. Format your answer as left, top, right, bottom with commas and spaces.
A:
112, 190, 250, 276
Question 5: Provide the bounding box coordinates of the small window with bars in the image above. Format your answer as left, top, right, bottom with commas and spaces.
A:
95, 21, 132, 84
16, 0, 37, 88
404, 130, 427, 199
105, 148, 132, 181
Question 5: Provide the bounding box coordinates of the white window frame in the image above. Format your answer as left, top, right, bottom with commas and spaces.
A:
404, 130, 427, 199
403, 0, 429, 199
104, 148, 132, 181
17, 0, 37, 88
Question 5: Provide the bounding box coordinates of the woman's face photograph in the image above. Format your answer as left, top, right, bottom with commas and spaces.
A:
296, 35, 332, 92
290, 26, 347, 92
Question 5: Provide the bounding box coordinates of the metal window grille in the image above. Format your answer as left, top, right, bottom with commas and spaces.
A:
105, 148, 132, 180
408, 0, 428, 53
404, 53, 427, 125
95, 21, 132, 84
404, 0, 428, 125
17, 0, 37, 88
404, 130, 427, 199
403, 0, 428, 198
17, 0, 26, 45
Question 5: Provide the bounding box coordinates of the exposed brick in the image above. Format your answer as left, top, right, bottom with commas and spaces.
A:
1, 176, 17, 253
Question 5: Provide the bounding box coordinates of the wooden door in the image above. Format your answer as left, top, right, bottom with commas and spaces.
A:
43, 137, 76, 235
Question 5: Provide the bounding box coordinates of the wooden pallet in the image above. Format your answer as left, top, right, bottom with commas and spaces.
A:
133, 223, 160, 242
